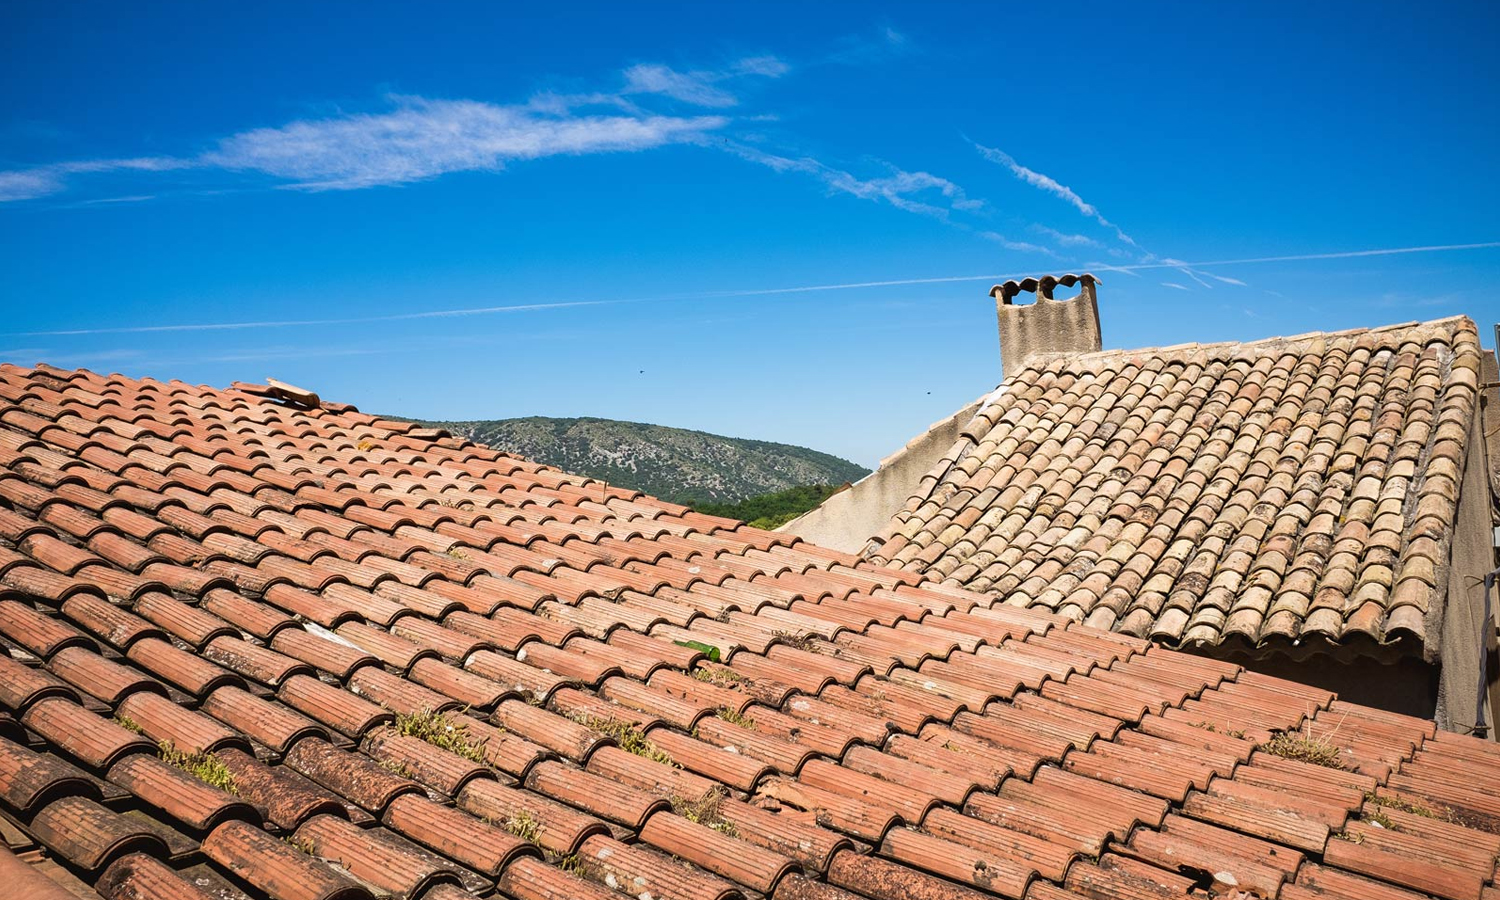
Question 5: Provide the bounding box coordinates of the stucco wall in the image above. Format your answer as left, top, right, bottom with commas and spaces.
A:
778, 395, 987, 553
1434, 411, 1499, 737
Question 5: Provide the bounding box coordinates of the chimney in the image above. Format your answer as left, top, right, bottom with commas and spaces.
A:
989, 273, 1101, 378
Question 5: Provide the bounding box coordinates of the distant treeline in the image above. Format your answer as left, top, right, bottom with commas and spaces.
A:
694, 483, 845, 529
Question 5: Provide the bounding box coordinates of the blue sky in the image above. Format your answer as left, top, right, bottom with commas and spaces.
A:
2, 2, 1497, 467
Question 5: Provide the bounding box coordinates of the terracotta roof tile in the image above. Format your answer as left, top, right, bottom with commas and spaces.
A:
29, 794, 172, 872
0, 363, 1495, 900
866, 318, 1484, 661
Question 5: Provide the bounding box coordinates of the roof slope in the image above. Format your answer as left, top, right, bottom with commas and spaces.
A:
867, 318, 1486, 661
0, 361, 1497, 900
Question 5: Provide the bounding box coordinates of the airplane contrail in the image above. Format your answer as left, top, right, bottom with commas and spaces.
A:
9, 241, 1497, 337
1093, 241, 1500, 271
11, 300, 615, 337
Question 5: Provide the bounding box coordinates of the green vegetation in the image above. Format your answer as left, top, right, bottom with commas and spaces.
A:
1364, 792, 1437, 818
377, 758, 416, 778
693, 666, 744, 688
399, 415, 867, 506
571, 713, 677, 767
395, 708, 488, 762
1188, 720, 1247, 740
696, 483, 847, 528
501, 810, 542, 843
673, 787, 737, 836
1259, 729, 1347, 770
715, 706, 756, 730
158, 741, 238, 794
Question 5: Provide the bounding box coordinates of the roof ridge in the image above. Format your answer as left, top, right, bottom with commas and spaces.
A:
1013, 314, 1477, 376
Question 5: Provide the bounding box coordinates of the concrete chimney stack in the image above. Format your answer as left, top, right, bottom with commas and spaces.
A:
990, 273, 1102, 378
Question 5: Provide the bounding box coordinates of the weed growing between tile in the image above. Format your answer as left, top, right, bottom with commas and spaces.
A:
395, 708, 488, 762
571, 713, 677, 766
714, 706, 756, 729
692, 666, 744, 688
1186, 720, 1247, 740
673, 787, 737, 835
158, 741, 238, 794
1363, 792, 1437, 818
1258, 717, 1348, 770
499, 810, 542, 843
556, 852, 588, 876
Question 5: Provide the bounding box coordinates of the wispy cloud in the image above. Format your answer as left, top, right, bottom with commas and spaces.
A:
0, 157, 186, 201
827, 25, 913, 65
1, 55, 786, 200
980, 232, 1056, 256
1101, 242, 1500, 270
1029, 224, 1100, 248
204, 97, 727, 191
9, 299, 617, 338
0, 169, 63, 202
1164, 260, 1215, 289
622, 56, 788, 107
971, 141, 1139, 248
15, 239, 1498, 339
1209, 274, 1247, 286
724, 142, 981, 219
696, 238, 1494, 295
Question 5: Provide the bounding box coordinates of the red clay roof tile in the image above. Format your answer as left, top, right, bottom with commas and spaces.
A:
0, 363, 1496, 900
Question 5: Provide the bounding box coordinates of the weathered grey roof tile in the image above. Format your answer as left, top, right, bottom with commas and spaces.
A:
867, 316, 1483, 660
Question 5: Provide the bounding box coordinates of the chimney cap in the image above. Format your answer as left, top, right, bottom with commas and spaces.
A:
990, 272, 1100, 306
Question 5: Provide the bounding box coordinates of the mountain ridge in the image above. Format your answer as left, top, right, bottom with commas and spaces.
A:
409, 415, 868, 506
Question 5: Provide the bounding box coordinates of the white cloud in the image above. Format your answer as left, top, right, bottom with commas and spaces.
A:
0, 156, 185, 201
980, 232, 1056, 256
732, 56, 791, 78
725, 143, 978, 219
1210, 274, 1247, 286
203, 97, 727, 191
1099, 242, 1500, 271
0, 169, 63, 201
1, 56, 778, 200
10, 298, 621, 337
1163, 260, 1215, 289
623, 64, 740, 107
828, 25, 914, 65
79, 195, 156, 205
972, 141, 1139, 248
622, 55, 787, 107
1029, 224, 1100, 248
1161, 282, 1191, 291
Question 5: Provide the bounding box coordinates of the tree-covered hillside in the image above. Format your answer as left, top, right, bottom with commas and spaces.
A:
412, 416, 867, 506
694, 484, 846, 529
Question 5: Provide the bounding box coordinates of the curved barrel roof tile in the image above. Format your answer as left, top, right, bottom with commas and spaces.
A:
867, 317, 1484, 661
0, 361, 1493, 900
